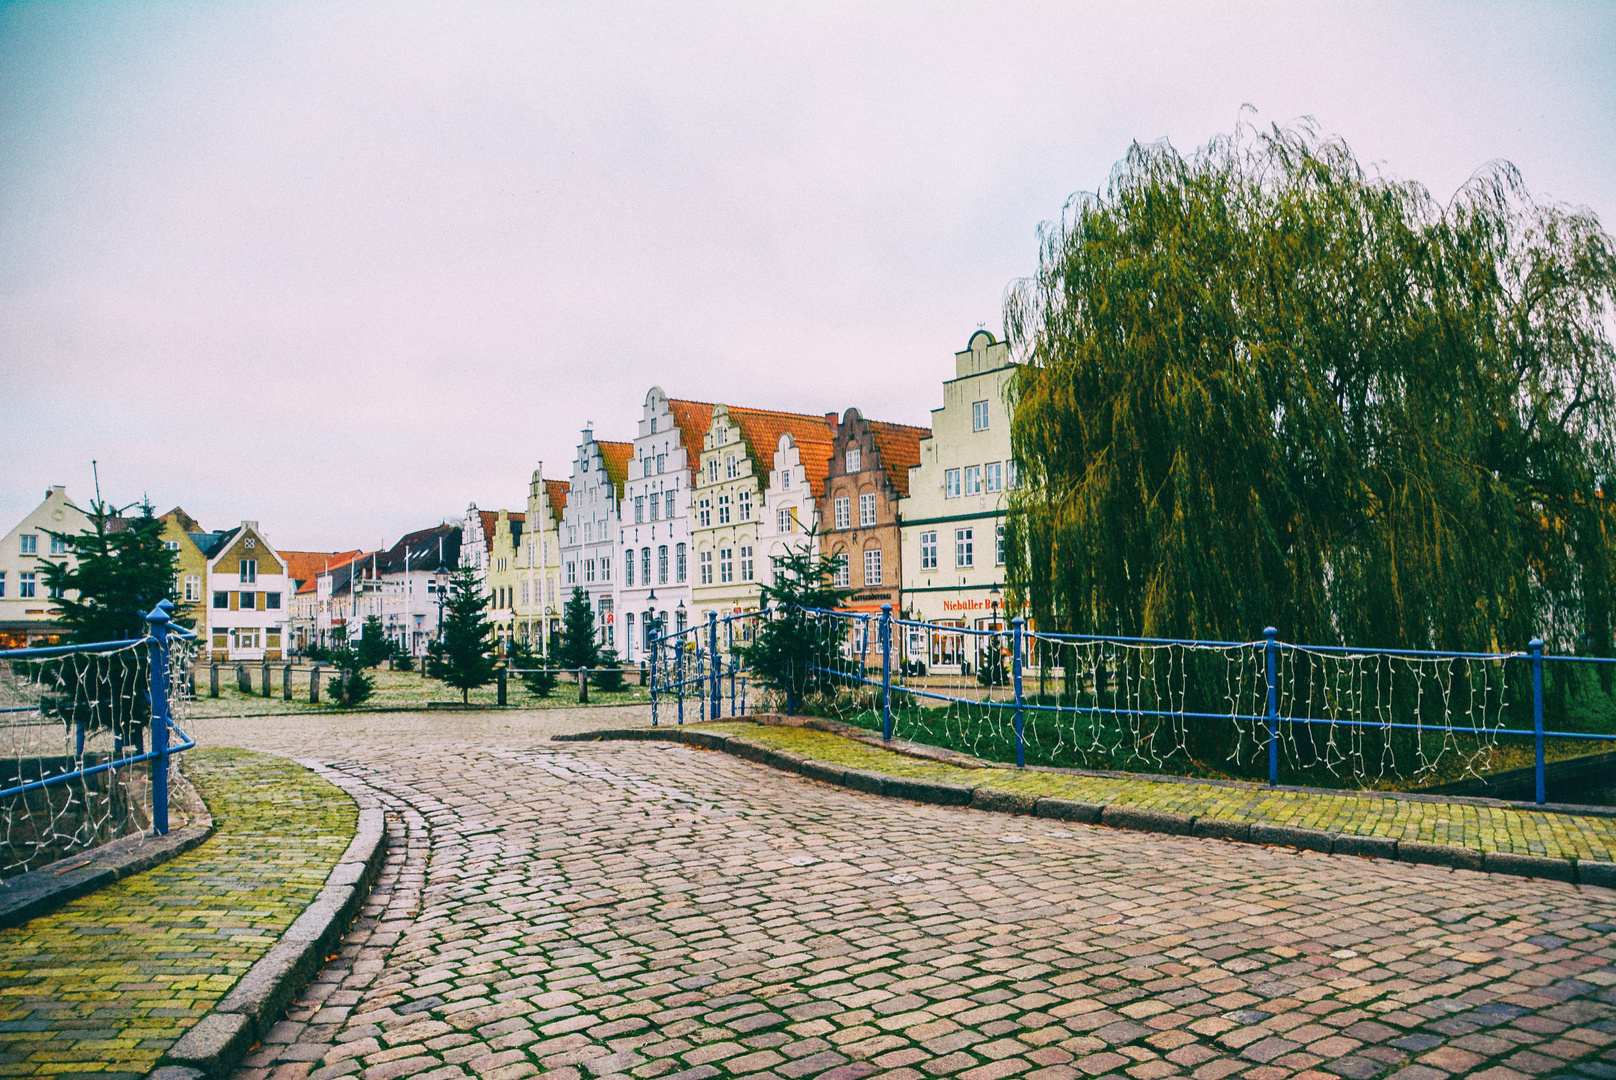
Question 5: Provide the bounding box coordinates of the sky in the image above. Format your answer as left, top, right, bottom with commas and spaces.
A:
2, 2, 1613, 552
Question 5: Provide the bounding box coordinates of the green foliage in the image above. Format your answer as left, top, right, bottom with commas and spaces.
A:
740, 540, 855, 713
1005, 121, 1616, 654
357, 616, 391, 668
438, 566, 495, 702
592, 646, 626, 691
556, 587, 599, 671
507, 640, 557, 697
324, 649, 375, 708
39, 499, 181, 644
391, 645, 414, 673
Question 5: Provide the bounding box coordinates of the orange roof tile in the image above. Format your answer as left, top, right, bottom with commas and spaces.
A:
724, 406, 838, 497
544, 479, 569, 522
478, 510, 525, 551
283, 548, 364, 589
666, 399, 716, 475
866, 420, 929, 498
598, 440, 634, 499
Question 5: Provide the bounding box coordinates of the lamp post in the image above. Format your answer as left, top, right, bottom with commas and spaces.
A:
988, 582, 1003, 687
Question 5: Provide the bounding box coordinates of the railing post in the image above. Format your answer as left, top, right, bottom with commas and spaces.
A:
709, 612, 720, 721
261, 660, 271, 698
677, 640, 685, 726
1531, 637, 1545, 804
881, 603, 893, 742
283, 662, 293, 701
649, 628, 659, 727
209, 661, 219, 698
497, 664, 507, 706
310, 665, 321, 704
1265, 627, 1279, 787
145, 604, 172, 837
579, 667, 589, 705
1013, 616, 1025, 769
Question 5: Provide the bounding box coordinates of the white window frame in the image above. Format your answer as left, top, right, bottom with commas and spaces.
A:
863, 548, 882, 586
964, 466, 982, 496
832, 556, 850, 588
740, 546, 753, 581
834, 496, 850, 530
984, 461, 1002, 493
956, 528, 974, 568
718, 495, 731, 524
972, 400, 989, 431
920, 531, 937, 571
699, 550, 713, 585
738, 490, 752, 521
240, 559, 257, 584
858, 492, 877, 527
719, 548, 734, 584
19, 535, 36, 555
997, 524, 1006, 566
945, 469, 961, 498
677, 543, 687, 583
845, 447, 861, 472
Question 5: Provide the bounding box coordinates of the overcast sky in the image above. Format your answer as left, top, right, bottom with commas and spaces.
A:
2, 2, 1613, 551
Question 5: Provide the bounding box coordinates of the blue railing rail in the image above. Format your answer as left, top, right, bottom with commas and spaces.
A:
649, 603, 1616, 804
0, 602, 197, 835
648, 610, 759, 727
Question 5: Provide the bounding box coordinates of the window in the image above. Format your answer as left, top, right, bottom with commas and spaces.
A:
945, 469, 961, 498
956, 528, 974, 568
0, 572, 5, 597
832, 555, 849, 588
184, 574, 201, 602
676, 543, 687, 583
657, 454, 666, 474
708, 459, 719, 483
566, 562, 576, 585
719, 548, 734, 583
644, 456, 654, 478
585, 559, 596, 583
1007, 460, 1018, 488
864, 548, 883, 586
47, 581, 62, 600
19, 535, 35, 555
240, 591, 255, 611
599, 556, 610, 582
18, 572, 35, 598
240, 560, 257, 583
628, 612, 637, 651
781, 471, 791, 490
699, 499, 711, 527
658, 545, 669, 584
740, 546, 753, 581
50, 535, 68, 555
718, 495, 731, 524
649, 493, 660, 521
664, 490, 675, 519
972, 400, 989, 431
212, 631, 227, 651
625, 553, 635, 587
845, 447, 861, 472
964, 465, 982, 496
584, 522, 593, 544
266, 591, 281, 609
920, 531, 938, 570
859, 492, 877, 527
165, 539, 181, 552
523, 580, 531, 604
778, 508, 794, 533
639, 547, 649, 585
267, 629, 281, 650
726, 455, 739, 479
738, 490, 752, 521
834, 496, 850, 530
997, 524, 1007, 566
984, 461, 1003, 493
213, 590, 228, 609
699, 549, 713, 585
233, 627, 260, 652
634, 497, 644, 524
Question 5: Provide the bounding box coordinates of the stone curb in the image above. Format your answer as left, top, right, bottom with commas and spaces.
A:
555, 725, 1616, 892
0, 771, 215, 931
156, 765, 389, 1079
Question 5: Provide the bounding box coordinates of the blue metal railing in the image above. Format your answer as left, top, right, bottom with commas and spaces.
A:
0, 603, 197, 836
648, 603, 1616, 804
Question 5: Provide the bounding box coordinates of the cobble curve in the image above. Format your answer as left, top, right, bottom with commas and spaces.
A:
223, 724, 1616, 1080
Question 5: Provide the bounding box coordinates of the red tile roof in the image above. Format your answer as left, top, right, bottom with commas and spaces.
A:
666, 399, 716, 476
477, 510, 525, 551
867, 420, 930, 498
724, 406, 838, 497
286, 549, 364, 592
598, 441, 634, 499
543, 479, 569, 522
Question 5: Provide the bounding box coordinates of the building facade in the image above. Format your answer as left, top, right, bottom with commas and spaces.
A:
0, 486, 91, 648
616, 389, 712, 660
690, 405, 836, 619
817, 408, 927, 616
370, 525, 459, 656
898, 330, 1019, 672
759, 432, 827, 591
514, 468, 567, 655
205, 521, 292, 662
558, 429, 632, 651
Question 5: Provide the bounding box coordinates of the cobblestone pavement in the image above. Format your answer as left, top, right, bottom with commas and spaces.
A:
0, 750, 354, 1078
217, 709, 1616, 1080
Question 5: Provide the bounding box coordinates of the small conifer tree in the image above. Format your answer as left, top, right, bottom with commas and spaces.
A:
556, 587, 600, 672
438, 566, 495, 703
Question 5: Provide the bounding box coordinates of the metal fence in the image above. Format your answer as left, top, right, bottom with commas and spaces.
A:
649, 605, 1616, 804
0, 603, 197, 876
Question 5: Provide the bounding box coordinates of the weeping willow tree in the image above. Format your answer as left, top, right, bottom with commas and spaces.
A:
1005, 121, 1616, 653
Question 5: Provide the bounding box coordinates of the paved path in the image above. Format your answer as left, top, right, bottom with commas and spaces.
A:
209, 709, 1616, 1080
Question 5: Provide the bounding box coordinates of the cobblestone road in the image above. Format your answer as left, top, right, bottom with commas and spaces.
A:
214, 710, 1616, 1080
